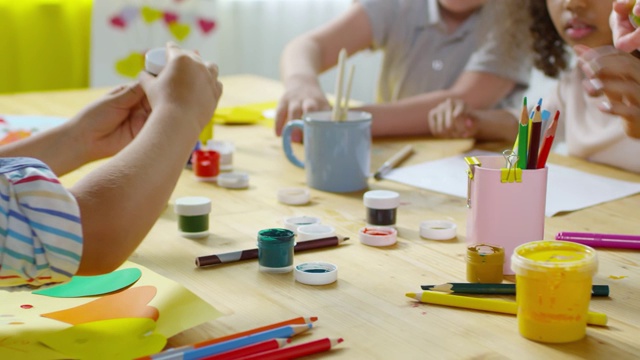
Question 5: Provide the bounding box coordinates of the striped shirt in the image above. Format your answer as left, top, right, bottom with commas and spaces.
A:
0, 157, 83, 287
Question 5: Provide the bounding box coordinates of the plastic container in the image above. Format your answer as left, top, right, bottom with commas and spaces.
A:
511, 240, 598, 343
466, 244, 504, 283
174, 196, 211, 239
257, 228, 296, 273
363, 190, 400, 226
192, 149, 220, 181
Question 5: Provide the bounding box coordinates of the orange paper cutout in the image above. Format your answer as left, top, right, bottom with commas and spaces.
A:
40, 286, 159, 325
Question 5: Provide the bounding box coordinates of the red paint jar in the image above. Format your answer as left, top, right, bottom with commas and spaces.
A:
192, 149, 220, 181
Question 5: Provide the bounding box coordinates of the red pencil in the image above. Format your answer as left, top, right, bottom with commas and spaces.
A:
201, 338, 290, 360
237, 337, 344, 360
526, 105, 543, 169
536, 110, 560, 169
195, 316, 318, 348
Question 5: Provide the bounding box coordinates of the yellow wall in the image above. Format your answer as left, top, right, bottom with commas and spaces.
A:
0, 0, 93, 93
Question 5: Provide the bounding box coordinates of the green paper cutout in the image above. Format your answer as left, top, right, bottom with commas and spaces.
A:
33, 268, 142, 298
38, 318, 166, 360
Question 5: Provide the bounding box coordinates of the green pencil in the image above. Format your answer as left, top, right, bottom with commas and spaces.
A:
517, 97, 529, 169
421, 283, 609, 297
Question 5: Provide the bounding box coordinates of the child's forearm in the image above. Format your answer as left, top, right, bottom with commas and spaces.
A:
71, 104, 203, 275
0, 121, 85, 176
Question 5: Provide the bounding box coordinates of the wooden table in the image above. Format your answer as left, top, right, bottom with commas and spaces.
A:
2, 75, 639, 359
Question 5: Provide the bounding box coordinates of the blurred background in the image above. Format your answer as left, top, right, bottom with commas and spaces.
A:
0, 0, 553, 104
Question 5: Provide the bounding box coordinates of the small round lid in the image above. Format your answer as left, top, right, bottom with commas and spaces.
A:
294, 262, 338, 285
174, 196, 211, 216
363, 190, 400, 209
359, 226, 397, 247
277, 187, 310, 205
145, 47, 166, 75
217, 172, 249, 189
419, 220, 457, 240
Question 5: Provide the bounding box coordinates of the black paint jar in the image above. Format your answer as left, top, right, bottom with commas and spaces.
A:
363, 190, 400, 226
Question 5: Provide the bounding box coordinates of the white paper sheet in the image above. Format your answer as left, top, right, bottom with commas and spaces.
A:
383, 152, 640, 217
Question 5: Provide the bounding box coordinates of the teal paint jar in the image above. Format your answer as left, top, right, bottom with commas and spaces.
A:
257, 228, 295, 273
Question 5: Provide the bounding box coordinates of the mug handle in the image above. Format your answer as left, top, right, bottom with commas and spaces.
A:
282, 120, 305, 168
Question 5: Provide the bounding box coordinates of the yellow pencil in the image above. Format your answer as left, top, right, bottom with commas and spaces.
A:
405, 291, 607, 326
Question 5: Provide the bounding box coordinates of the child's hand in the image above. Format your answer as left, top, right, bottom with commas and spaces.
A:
576, 44, 640, 138
427, 98, 477, 138
275, 77, 331, 141
67, 82, 151, 163
611, 0, 640, 52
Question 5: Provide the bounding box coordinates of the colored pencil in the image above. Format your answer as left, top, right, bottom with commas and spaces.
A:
421, 282, 609, 297
405, 291, 607, 326
556, 232, 640, 250
201, 338, 290, 360
142, 318, 316, 360
526, 105, 542, 169
194, 317, 317, 348
196, 236, 348, 267
237, 337, 344, 360
516, 97, 529, 169
177, 324, 312, 360
536, 110, 559, 169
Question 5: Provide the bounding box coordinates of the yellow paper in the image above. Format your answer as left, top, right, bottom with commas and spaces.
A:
213, 101, 278, 126
38, 318, 166, 360
0, 261, 222, 359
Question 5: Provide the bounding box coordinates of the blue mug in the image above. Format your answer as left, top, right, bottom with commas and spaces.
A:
282, 110, 371, 193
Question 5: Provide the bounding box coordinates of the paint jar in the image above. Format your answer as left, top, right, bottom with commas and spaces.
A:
192, 149, 220, 181
145, 47, 166, 75
466, 244, 504, 283
174, 196, 211, 239
207, 139, 234, 171
297, 224, 336, 241
257, 228, 296, 273
363, 190, 400, 227
511, 240, 598, 343
283, 215, 321, 234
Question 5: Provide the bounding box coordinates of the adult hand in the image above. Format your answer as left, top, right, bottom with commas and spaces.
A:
576, 45, 640, 138
611, 0, 640, 52
427, 98, 477, 138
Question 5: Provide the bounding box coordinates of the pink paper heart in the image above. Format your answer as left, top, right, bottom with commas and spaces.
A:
198, 18, 216, 34
164, 12, 179, 24
110, 15, 126, 29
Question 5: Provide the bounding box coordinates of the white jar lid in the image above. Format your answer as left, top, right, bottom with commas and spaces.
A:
294, 262, 338, 285
145, 47, 166, 75
174, 196, 211, 216
419, 220, 457, 240
283, 215, 321, 233
217, 172, 249, 189
359, 226, 397, 247
277, 187, 310, 205
363, 190, 400, 209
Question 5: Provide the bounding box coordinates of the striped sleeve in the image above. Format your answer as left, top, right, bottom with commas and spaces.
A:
0, 157, 83, 287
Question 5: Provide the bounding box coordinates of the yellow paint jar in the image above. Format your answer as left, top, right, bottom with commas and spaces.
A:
511, 240, 598, 343
466, 244, 504, 283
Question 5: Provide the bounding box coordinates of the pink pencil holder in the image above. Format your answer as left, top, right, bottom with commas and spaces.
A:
465, 155, 548, 275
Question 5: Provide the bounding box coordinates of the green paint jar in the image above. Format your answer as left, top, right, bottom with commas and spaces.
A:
174, 196, 212, 239
257, 228, 295, 273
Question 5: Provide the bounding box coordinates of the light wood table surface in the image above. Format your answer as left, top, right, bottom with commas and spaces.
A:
2, 75, 639, 359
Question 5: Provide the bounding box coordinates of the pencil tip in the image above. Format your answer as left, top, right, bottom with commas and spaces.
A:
309, 316, 318, 322
337, 338, 344, 344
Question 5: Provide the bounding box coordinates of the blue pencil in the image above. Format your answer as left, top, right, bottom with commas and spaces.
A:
157, 324, 312, 360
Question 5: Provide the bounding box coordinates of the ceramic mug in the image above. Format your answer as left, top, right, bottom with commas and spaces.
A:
282, 110, 371, 193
